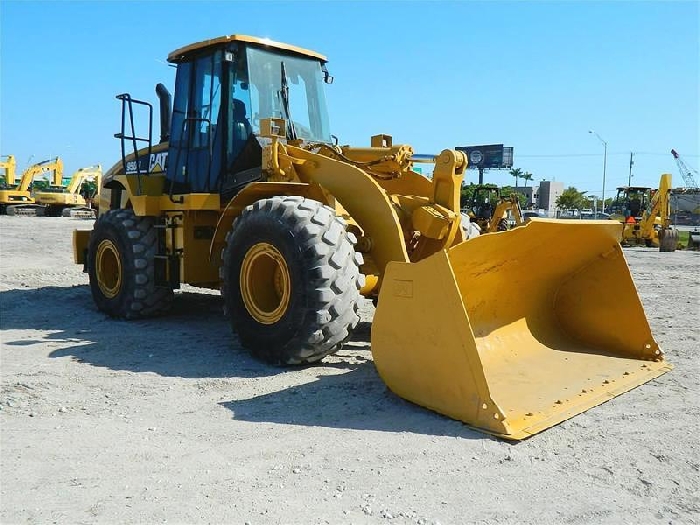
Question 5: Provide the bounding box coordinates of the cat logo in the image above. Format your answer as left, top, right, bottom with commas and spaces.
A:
149, 152, 168, 173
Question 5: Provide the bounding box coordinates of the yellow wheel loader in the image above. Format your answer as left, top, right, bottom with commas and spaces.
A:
0, 157, 64, 216
465, 185, 524, 233
73, 35, 671, 440
34, 164, 102, 217
610, 174, 679, 252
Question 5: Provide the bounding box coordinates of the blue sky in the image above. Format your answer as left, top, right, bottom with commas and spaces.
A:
1, 0, 698, 199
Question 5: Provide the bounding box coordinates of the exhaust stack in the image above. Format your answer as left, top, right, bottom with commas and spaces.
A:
155, 83, 171, 143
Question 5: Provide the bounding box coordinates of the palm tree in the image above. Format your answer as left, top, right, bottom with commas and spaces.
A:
522, 172, 534, 187
509, 168, 523, 188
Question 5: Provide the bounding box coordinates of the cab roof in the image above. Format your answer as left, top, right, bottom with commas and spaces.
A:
167, 34, 327, 63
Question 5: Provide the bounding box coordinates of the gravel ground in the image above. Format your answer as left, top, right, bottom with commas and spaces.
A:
1, 216, 699, 524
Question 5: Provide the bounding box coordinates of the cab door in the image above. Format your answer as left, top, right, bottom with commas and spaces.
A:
167, 51, 224, 193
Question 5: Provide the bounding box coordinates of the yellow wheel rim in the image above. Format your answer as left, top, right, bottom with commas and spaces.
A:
240, 242, 291, 324
95, 239, 122, 299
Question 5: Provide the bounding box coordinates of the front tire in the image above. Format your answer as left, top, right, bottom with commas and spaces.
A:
221, 196, 364, 365
88, 209, 173, 319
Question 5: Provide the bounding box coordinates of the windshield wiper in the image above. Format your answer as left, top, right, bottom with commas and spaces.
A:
278, 61, 298, 141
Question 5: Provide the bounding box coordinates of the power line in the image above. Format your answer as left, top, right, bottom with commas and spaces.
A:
517, 153, 614, 158
516, 152, 699, 158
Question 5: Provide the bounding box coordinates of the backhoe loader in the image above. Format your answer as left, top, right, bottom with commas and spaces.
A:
73, 35, 670, 440
1, 157, 64, 216
464, 185, 524, 233
610, 174, 678, 252
34, 164, 102, 217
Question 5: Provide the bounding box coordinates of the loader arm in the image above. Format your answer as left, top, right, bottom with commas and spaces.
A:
283, 144, 467, 275
284, 144, 410, 272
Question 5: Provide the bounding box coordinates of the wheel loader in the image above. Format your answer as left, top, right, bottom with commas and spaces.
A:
73, 35, 671, 440
610, 174, 679, 252
464, 184, 524, 233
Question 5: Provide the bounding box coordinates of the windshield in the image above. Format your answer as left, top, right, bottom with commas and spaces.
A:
245, 46, 332, 142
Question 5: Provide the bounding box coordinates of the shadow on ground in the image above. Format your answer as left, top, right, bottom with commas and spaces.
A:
1, 285, 293, 378
218, 358, 485, 439
0, 285, 487, 438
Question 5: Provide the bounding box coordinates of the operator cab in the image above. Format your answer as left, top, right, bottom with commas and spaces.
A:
610, 186, 652, 219
468, 185, 500, 220
165, 35, 333, 199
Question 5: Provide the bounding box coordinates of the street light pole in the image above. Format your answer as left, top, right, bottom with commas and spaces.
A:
628, 152, 634, 186
588, 130, 608, 214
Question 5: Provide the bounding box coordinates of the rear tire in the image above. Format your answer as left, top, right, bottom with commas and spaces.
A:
221, 196, 364, 365
496, 218, 508, 232
658, 228, 678, 252
88, 209, 173, 318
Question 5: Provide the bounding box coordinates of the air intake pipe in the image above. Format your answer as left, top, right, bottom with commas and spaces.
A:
155, 83, 171, 143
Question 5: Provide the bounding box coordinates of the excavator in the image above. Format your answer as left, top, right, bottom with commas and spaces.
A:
72, 35, 671, 440
0, 157, 64, 216
0, 154, 30, 213
609, 174, 678, 251
34, 165, 102, 217
464, 184, 524, 233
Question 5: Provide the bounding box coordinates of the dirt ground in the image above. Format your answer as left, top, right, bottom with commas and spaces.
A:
1, 216, 698, 525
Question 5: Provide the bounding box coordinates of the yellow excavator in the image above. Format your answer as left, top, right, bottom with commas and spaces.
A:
464, 185, 524, 233
73, 35, 670, 440
610, 174, 678, 252
0, 154, 30, 213
34, 165, 102, 217
1, 157, 64, 216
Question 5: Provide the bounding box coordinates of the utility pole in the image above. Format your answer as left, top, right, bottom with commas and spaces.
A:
628, 152, 634, 186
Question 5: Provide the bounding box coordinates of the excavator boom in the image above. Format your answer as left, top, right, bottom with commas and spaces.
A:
65, 165, 102, 194
17, 157, 64, 192
0, 155, 17, 186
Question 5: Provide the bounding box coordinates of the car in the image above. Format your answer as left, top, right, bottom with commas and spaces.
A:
523, 211, 548, 221
581, 212, 611, 220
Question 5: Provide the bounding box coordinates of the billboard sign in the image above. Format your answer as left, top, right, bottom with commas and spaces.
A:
455, 144, 514, 169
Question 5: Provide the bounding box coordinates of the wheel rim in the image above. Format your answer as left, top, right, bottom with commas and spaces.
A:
96, 239, 122, 299
240, 243, 291, 324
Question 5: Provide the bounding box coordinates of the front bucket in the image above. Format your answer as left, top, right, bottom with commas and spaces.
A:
372, 219, 671, 440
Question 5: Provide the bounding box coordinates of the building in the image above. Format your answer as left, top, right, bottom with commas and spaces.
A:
513, 186, 537, 209
514, 181, 563, 215
536, 181, 564, 215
